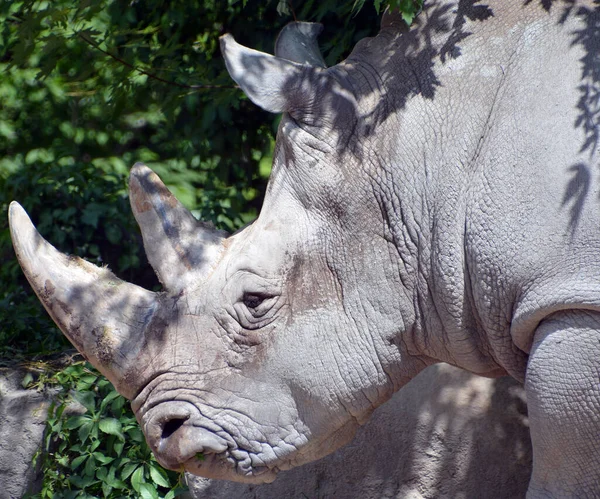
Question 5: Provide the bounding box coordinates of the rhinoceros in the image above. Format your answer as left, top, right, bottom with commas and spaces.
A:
8, 0, 600, 496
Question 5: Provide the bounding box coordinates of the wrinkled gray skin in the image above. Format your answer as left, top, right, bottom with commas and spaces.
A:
8, 1, 600, 497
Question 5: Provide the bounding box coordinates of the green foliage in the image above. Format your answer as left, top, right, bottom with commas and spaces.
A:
355, 0, 423, 24
27, 360, 187, 498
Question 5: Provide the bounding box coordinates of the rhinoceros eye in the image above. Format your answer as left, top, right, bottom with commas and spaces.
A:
234, 290, 279, 330
242, 293, 266, 310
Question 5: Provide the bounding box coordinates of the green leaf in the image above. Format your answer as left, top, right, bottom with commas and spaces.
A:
84, 453, 96, 477
96, 466, 108, 480
99, 389, 121, 411
110, 394, 126, 413
64, 415, 91, 430
121, 462, 139, 480
105, 463, 128, 489
76, 374, 98, 391
93, 451, 114, 465
72, 390, 97, 412
71, 454, 88, 470
131, 466, 144, 492
127, 426, 144, 442
113, 440, 125, 456
91, 420, 99, 440
139, 482, 159, 499
81, 202, 105, 228
149, 463, 171, 488
78, 420, 94, 443
101, 480, 113, 498
69, 474, 95, 488
99, 417, 124, 439
105, 223, 122, 245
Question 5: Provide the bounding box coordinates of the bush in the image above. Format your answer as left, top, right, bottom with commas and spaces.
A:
26, 359, 186, 498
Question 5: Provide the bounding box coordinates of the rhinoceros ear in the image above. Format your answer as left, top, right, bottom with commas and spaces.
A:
275, 22, 326, 68
9, 202, 157, 399
220, 33, 325, 115
129, 163, 227, 293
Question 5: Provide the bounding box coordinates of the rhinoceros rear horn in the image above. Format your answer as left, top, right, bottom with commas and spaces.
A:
8, 202, 157, 399
220, 33, 326, 116
129, 163, 227, 292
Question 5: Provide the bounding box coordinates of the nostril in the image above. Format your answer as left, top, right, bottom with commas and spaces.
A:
150, 414, 228, 469
161, 417, 187, 440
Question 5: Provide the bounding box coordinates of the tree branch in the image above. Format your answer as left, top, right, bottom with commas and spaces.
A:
77, 32, 237, 90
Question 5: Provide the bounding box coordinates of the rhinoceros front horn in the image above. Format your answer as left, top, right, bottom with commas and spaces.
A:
8, 202, 158, 398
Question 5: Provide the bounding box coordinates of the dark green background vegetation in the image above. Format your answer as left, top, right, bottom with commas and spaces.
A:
0, 1, 420, 496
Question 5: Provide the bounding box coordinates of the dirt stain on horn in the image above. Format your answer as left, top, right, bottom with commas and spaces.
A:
92, 325, 116, 366
131, 176, 152, 214
42, 279, 56, 300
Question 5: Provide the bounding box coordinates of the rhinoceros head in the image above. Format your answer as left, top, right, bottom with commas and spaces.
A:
9, 16, 423, 483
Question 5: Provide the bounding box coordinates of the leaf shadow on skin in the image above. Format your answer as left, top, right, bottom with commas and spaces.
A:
571, 3, 600, 158
547, 0, 600, 230
439, 0, 495, 63
228, 1, 496, 164
562, 162, 590, 235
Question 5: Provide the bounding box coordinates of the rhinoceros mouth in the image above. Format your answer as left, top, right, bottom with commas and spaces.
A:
181, 449, 280, 484
138, 398, 287, 484
146, 420, 283, 483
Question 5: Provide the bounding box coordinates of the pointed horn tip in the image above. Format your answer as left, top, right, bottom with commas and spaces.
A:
129, 163, 165, 198
8, 200, 29, 226
129, 164, 181, 219
8, 201, 36, 251
219, 33, 235, 45
130, 162, 152, 180
9, 201, 111, 278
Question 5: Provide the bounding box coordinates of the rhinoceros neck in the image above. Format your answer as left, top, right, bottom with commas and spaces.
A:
356, 136, 508, 381
348, 2, 556, 380
357, 0, 598, 383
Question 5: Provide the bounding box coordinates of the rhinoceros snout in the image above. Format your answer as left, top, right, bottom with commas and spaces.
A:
144, 403, 228, 470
